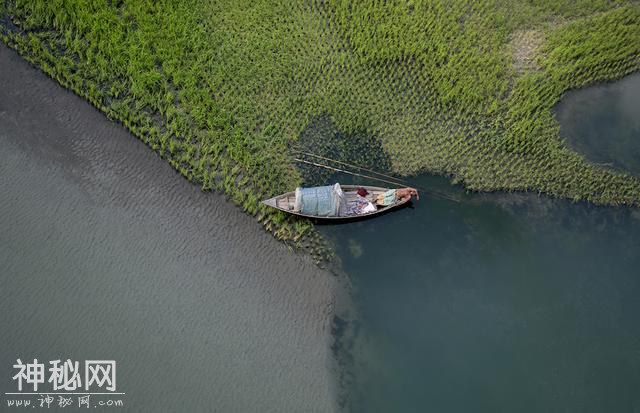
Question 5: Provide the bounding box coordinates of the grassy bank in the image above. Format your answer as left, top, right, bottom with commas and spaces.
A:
1, 0, 639, 245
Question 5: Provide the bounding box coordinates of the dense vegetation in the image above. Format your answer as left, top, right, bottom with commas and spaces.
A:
1, 0, 639, 246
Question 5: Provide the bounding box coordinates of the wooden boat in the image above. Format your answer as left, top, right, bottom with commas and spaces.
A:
261, 185, 410, 220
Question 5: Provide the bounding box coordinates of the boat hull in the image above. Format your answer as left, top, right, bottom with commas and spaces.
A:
261, 185, 410, 220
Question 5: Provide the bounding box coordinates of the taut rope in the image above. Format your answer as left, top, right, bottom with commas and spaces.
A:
292, 149, 412, 185
293, 155, 461, 203
294, 158, 411, 188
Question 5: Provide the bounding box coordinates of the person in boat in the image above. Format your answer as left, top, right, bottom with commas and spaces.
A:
375, 187, 419, 206
345, 187, 377, 215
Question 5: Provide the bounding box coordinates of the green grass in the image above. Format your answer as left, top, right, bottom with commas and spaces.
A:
1, 0, 639, 247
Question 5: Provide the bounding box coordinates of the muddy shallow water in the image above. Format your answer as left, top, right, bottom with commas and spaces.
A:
0, 43, 340, 412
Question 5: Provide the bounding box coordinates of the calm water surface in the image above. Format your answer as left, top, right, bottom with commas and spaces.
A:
555, 73, 640, 176
0, 43, 339, 412
323, 75, 640, 412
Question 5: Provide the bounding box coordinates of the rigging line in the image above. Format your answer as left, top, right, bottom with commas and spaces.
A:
294, 158, 408, 188
291, 149, 412, 185
293, 158, 460, 203
293, 149, 461, 202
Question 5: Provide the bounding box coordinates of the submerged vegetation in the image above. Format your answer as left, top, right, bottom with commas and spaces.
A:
1, 0, 639, 245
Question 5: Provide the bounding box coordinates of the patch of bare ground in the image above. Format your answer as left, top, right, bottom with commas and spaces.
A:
509, 29, 544, 73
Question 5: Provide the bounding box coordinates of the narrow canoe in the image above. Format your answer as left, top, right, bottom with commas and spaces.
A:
261, 185, 410, 220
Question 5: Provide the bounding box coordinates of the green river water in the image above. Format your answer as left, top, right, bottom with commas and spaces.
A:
322, 74, 640, 412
